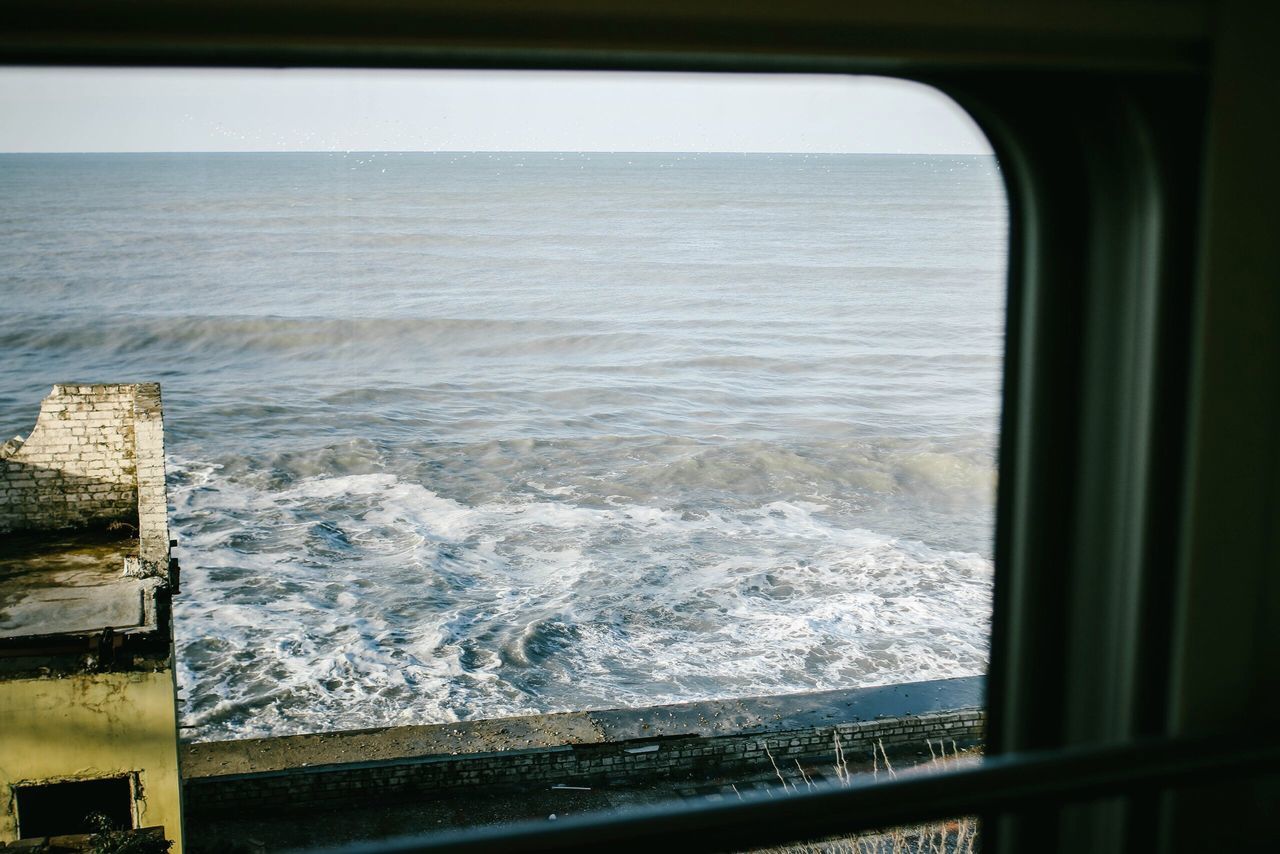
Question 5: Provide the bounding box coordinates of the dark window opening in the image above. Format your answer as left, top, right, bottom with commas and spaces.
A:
15, 777, 134, 838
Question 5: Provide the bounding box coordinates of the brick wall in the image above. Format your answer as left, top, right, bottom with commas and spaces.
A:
130, 384, 170, 574
0, 383, 171, 576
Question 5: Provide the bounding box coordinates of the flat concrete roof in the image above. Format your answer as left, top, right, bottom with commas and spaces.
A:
0, 530, 154, 640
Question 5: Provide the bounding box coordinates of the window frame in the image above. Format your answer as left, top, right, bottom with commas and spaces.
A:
5, 3, 1277, 853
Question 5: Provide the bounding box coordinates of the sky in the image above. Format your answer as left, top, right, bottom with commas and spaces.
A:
0, 68, 992, 154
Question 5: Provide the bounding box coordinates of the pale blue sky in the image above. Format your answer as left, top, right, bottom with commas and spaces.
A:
0, 68, 992, 154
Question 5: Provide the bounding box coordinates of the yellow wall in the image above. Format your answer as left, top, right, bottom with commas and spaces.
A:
0, 670, 183, 852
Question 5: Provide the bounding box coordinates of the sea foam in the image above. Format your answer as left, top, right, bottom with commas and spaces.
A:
171, 460, 992, 740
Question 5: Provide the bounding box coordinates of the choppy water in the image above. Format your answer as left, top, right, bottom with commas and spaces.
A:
0, 152, 1007, 741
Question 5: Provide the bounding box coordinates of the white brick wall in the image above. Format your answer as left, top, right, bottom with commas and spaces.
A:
0, 383, 171, 579
132, 383, 170, 573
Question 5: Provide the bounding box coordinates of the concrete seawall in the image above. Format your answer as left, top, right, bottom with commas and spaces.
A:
182, 676, 984, 817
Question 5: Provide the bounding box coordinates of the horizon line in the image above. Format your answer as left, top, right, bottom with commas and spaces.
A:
0, 149, 995, 156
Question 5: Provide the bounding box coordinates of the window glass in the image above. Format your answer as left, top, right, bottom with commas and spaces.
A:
0, 68, 1006, 848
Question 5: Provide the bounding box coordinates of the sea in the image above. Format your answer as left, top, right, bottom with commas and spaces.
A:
0, 152, 1007, 742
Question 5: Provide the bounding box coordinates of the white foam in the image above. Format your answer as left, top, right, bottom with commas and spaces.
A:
170, 459, 992, 741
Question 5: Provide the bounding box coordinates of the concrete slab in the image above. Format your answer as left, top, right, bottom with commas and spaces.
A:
589, 677, 984, 741
181, 712, 606, 777
0, 530, 151, 639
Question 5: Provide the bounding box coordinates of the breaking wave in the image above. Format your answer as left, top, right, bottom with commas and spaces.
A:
172, 457, 992, 740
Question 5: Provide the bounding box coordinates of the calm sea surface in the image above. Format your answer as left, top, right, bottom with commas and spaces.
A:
0, 152, 1007, 741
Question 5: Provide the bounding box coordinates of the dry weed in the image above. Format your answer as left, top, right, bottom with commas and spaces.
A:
745, 737, 979, 854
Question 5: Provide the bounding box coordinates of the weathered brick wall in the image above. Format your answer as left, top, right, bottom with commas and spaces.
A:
131, 383, 171, 573
0, 384, 138, 531
183, 708, 986, 817
0, 383, 171, 576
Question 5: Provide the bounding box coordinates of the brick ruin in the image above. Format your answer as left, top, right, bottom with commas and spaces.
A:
0, 383, 183, 850
0, 383, 171, 579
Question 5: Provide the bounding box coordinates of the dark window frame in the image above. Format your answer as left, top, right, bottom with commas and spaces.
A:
5, 4, 1277, 852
